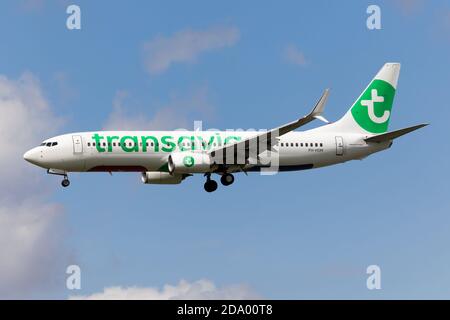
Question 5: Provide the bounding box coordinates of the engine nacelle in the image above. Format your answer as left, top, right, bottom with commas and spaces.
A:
141, 171, 184, 184
168, 152, 214, 174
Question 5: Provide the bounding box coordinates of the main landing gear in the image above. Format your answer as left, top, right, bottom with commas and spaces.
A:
220, 173, 234, 186
204, 173, 235, 192
204, 174, 218, 193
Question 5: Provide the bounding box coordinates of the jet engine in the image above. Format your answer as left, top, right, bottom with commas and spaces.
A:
141, 171, 185, 184
168, 152, 215, 174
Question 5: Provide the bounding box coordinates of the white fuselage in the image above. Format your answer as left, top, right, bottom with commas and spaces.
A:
22, 63, 417, 191
23, 125, 391, 174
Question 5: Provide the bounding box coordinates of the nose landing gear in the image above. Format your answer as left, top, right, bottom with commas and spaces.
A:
61, 177, 70, 188
47, 169, 71, 188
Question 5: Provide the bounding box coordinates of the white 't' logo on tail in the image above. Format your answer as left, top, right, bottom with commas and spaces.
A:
361, 89, 390, 124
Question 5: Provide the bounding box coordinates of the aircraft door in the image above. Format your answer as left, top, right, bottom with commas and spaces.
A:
335, 136, 344, 156
72, 135, 83, 154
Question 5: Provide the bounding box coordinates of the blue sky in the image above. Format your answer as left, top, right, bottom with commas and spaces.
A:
0, 0, 449, 299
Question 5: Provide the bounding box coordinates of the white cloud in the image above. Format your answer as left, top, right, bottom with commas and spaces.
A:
143, 26, 240, 74
103, 86, 214, 131
0, 73, 64, 194
0, 72, 67, 298
283, 44, 308, 67
392, 0, 423, 16
0, 201, 65, 296
70, 279, 260, 300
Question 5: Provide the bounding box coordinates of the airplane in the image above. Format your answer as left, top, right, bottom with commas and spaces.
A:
23, 63, 427, 192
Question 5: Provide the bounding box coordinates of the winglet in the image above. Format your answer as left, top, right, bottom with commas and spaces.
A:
311, 88, 329, 123
314, 115, 329, 123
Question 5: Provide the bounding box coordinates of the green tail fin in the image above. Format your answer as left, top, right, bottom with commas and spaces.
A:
338, 63, 401, 134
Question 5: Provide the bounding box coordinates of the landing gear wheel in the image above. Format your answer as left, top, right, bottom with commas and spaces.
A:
204, 179, 218, 193
220, 173, 234, 186
61, 178, 70, 188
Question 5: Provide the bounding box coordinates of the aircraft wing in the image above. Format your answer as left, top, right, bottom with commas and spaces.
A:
209, 89, 330, 164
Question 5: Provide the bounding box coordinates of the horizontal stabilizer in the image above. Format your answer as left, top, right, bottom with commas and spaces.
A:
364, 123, 428, 143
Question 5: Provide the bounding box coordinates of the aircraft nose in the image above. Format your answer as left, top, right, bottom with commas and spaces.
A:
23, 148, 40, 165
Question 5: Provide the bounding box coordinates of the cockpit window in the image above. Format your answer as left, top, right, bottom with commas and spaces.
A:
42, 141, 58, 147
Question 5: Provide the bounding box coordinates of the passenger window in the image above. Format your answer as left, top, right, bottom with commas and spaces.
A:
291, 143, 294, 147
113, 142, 116, 146
102, 143, 106, 147
300, 143, 303, 147
281, 143, 284, 147
320, 143, 323, 147
87, 142, 91, 147
315, 143, 318, 147
295, 143, 298, 147
93, 142, 96, 146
